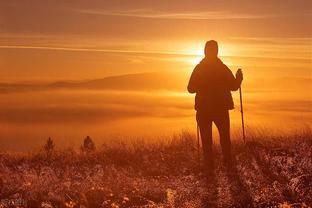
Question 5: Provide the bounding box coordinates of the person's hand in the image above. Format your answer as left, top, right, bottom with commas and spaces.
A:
236, 68, 243, 82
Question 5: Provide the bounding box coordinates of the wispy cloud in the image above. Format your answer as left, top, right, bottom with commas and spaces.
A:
74, 9, 281, 20
1, 44, 311, 71
0, 45, 190, 56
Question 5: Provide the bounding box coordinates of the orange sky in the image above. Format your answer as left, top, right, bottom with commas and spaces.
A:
0, 0, 311, 81
0, 1, 311, 150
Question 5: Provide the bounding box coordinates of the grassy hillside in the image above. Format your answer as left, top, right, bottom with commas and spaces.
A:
0, 130, 311, 207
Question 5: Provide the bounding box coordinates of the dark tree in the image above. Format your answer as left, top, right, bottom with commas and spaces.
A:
44, 137, 55, 157
81, 136, 95, 152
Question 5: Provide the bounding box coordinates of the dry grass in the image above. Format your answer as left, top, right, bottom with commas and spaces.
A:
0, 130, 311, 207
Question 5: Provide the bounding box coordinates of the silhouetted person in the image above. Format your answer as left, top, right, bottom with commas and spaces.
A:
188, 40, 243, 170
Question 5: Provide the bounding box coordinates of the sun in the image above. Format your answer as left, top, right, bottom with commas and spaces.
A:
184, 42, 238, 66
189, 55, 203, 66
186, 46, 204, 66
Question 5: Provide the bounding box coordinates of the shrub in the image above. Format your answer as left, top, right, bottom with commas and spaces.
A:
81, 136, 95, 152
44, 137, 55, 157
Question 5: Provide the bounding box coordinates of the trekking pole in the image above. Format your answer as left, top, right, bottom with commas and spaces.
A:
197, 124, 201, 167
239, 84, 246, 143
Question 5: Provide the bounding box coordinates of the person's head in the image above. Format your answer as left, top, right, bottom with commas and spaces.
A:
204, 40, 218, 58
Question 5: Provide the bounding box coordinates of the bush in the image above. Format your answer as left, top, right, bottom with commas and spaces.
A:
44, 137, 54, 157
81, 136, 95, 152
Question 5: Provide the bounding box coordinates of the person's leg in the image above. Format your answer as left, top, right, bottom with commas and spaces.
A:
196, 111, 213, 169
214, 110, 232, 164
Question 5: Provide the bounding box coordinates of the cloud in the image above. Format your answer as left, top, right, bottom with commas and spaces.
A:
0, 90, 192, 124
74, 9, 280, 20
0, 45, 187, 56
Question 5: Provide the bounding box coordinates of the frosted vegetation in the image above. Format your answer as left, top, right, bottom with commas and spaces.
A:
0, 130, 311, 207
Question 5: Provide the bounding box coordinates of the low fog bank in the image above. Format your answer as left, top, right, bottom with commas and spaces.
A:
0, 73, 311, 151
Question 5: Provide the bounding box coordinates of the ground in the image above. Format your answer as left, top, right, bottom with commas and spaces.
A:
0, 131, 311, 208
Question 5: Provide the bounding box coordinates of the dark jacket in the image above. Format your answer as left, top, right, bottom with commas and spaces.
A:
188, 57, 241, 111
